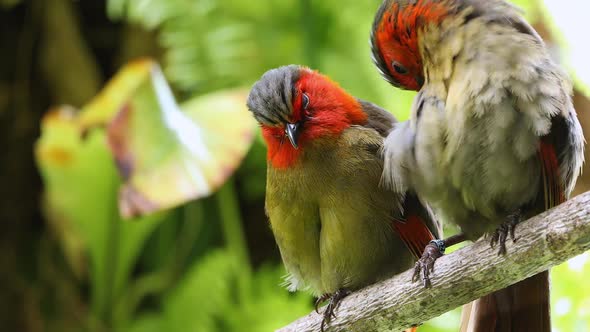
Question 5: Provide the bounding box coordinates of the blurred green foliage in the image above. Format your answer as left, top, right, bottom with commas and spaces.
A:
107, 0, 418, 119
29, 0, 590, 332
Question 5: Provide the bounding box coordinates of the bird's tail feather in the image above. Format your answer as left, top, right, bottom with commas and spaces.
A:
459, 271, 550, 332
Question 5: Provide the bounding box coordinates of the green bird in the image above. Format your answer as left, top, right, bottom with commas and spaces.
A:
247, 65, 441, 331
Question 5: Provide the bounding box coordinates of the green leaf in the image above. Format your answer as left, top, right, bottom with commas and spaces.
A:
125, 314, 165, 332
163, 250, 237, 332
35, 108, 167, 322
224, 264, 313, 332
162, 252, 312, 332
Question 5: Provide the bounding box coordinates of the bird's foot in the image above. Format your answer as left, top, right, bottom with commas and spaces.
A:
412, 239, 445, 288
412, 233, 467, 287
490, 211, 521, 255
315, 294, 331, 314
318, 288, 351, 332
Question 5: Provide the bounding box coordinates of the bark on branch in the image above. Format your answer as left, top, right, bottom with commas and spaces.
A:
278, 191, 590, 332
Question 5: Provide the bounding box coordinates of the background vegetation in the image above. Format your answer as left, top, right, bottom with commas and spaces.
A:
0, 0, 589, 331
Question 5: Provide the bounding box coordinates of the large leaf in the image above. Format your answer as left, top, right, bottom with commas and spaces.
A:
35, 107, 166, 321
78, 58, 154, 132
35, 58, 255, 323
105, 62, 255, 218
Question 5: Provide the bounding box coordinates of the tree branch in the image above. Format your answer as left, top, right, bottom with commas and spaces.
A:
278, 191, 590, 332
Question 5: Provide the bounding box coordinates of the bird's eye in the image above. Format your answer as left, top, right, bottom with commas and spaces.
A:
392, 61, 408, 75
302, 93, 310, 109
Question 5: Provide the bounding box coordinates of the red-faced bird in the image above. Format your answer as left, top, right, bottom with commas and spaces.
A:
371, 1, 585, 331
247, 65, 441, 331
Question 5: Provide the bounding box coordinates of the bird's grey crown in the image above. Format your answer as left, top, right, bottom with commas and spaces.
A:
247, 65, 302, 126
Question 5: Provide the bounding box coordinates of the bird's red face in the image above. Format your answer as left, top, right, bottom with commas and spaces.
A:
247, 66, 367, 169
371, 0, 449, 91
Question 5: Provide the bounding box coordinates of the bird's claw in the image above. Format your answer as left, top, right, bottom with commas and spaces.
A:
412, 239, 445, 288
315, 294, 331, 314
318, 288, 351, 332
490, 212, 520, 255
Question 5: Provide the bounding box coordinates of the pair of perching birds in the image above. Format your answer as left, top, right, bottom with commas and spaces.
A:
246, 0, 585, 331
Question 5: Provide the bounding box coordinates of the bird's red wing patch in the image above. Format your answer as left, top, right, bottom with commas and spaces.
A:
393, 214, 436, 260
404, 327, 418, 332
539, 139, 565, 209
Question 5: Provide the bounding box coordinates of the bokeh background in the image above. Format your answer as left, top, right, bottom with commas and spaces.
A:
1, 0, 589, 331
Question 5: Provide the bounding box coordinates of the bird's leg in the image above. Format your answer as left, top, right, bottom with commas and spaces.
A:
413, 233, 467, 287
319, 288, 351, 332
490, 209, 521, 255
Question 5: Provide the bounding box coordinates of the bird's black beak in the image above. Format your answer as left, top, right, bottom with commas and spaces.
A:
285, 122, 301, 149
